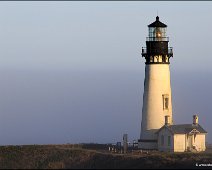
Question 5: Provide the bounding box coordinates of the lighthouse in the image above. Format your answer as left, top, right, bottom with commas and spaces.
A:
138, 16, 173, 150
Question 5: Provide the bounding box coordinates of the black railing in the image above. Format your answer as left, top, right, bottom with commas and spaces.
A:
141, 47, 173, 56
168, 47, 173, 55
141, 47, 147, 55
146, 37, 169, 41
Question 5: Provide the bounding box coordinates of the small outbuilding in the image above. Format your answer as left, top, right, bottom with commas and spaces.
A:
156, 115, 207, 152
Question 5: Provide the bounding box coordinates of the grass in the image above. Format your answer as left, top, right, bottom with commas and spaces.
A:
0, 144, 211, 169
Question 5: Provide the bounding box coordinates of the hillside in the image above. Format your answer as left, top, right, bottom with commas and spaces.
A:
0, 144, 211, 169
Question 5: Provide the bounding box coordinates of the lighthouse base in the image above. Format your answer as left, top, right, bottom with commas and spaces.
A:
138, 139, 158, 150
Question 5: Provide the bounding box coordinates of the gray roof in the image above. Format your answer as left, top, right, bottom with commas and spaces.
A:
156, 124, 207, 134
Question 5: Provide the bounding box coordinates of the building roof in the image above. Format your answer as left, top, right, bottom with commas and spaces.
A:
156, 124, 207, 135
148, 16, 167, 28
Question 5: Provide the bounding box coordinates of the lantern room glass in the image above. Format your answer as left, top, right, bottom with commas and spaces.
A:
148, 27, 167, 41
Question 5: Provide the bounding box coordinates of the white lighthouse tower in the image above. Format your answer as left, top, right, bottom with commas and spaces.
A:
138, 16, 173, 150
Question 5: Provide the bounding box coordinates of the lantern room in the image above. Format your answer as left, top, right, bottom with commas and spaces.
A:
148, 16, 168, 41
141, 16, 173, 64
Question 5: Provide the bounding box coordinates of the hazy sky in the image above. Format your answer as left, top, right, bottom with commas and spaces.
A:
0, 2, 212, 145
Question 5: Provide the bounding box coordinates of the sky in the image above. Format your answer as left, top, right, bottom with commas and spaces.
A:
0, 1, 212, 145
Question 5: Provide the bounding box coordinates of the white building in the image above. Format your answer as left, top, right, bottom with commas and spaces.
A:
156, 115, 207, 152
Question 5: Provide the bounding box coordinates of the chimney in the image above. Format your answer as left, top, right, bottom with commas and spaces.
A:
193, 115, 198, 125
165, 115, 170, 125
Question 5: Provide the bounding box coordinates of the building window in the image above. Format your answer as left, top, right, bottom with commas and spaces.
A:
162, 94, 169, 110
161, 135, 164, 146
168, 136, 171, 146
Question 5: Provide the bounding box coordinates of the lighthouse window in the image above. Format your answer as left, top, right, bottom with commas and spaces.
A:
159, 55, 162, 62
163, 94, 169, 110
165, 98, 169, 109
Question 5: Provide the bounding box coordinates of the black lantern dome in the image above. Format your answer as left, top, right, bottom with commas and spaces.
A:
148, 16, 167, 28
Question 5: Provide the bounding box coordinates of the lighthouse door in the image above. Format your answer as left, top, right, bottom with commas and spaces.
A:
188, 135, 193, 150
